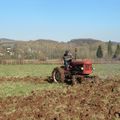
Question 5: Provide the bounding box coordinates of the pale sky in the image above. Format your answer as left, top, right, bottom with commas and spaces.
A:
0, 0, 120, 42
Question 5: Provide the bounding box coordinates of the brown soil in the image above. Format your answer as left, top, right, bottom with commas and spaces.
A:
0, 76, 47, 84
0, 76, 120, 120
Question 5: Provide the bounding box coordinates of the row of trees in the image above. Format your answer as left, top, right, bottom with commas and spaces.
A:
0, 40, 119, 60
96, 41, 120, 59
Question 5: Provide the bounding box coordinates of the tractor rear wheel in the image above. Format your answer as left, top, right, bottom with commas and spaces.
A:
52, 67, 65, 83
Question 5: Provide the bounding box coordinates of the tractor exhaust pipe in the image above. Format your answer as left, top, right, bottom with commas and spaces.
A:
75, 48, 77, 60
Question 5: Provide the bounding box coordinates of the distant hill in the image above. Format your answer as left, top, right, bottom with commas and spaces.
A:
69, 38, 103, 44
0, 38, 119, 60
0, 38, 15, 43
35, 39, 58, 43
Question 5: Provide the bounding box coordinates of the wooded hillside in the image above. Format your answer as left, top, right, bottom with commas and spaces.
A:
0, 38, 119, 61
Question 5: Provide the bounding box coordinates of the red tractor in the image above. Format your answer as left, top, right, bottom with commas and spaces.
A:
52, 59, 94, 84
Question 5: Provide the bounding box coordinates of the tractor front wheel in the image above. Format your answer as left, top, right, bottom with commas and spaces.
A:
52, 67, 65, 83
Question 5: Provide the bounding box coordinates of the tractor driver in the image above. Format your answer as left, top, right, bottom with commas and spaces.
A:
63, 50, 73, 70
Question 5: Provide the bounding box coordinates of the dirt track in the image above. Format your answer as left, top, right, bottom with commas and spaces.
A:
0, 76, 120, 120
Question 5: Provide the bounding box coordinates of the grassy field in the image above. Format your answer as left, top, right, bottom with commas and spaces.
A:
93, 64, 120, 78
0, 64, 57, 77
0, 63, 119, 97
0, 64, 59, 97
0, 81, 64, 97
0, 63, 119, 77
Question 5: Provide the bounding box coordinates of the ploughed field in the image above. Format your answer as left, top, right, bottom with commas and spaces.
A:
0, 64, 120, 120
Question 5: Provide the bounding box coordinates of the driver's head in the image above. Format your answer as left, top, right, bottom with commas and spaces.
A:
65, 50, 70, 54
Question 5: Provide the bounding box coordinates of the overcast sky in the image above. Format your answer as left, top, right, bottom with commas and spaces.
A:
0, 0, 120, 42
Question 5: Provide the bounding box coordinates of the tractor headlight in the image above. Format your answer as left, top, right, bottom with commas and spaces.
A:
81, 67, 84, 70
92, 67, 95, 70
